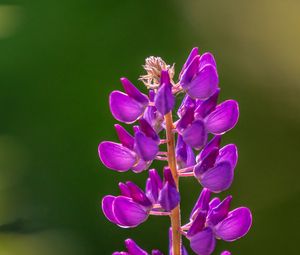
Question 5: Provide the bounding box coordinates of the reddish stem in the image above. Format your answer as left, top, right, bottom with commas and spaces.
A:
165, 112, 182, 255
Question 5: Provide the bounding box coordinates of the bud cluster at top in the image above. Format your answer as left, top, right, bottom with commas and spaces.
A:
98, 47, 252, 255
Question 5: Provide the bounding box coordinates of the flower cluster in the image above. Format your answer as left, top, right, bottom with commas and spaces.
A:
98, 47, 252, 254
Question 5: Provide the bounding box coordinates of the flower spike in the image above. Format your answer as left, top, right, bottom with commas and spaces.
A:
98, 47, 252, 254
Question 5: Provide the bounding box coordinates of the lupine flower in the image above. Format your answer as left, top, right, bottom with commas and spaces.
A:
182, 188, 252, 255
193, 136, 238, 193
113, 230, 189, 255
179, 48, 219, 100
143, 90, 164, 133
175, 135, 196, 169
154, 70, 175, 115
113, 238, 163, 255
177, 135, 238, 193
99, 119, 159, 172
102, 168, 180, 228
176, 89, 239, 149
110, 78, 149, 123
98, 47, 252, 255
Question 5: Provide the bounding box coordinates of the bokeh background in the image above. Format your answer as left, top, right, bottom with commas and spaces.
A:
0, 0, 299, 254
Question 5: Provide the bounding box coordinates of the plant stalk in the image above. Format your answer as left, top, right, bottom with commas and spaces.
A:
165, 112, 182, 255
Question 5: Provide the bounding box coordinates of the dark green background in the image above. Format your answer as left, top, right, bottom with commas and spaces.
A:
0, 0, 299, 254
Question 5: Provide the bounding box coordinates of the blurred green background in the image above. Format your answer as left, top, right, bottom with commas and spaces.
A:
0, 0, 299, 254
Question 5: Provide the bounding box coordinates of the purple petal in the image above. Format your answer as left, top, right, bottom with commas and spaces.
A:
112, 252, 130, 255
190, 227, 216, 255
160, 69, 171, 84
207, 196, 232, 226
143, 92, 164, 133
102, 195, 120, 225
158, 168, 180, 211
158, 181, 180, 211
110, 91, 147, 123
150, 169, 163, 189
194, 147, 219, 178
176, 135, 188, 168
194, 89, 220, 119
134, 132, 158, 161
217, 144, 238, 169
185, 65, 219, 100
180, 55, 200, 86
182, 246, 189, 255
146, 169, 163, 203
199, 161, 234, 193
149, 89, 155, 101
198, 135, 222, 162
199, 52, 217, 70
133, 125, 140, 134
145, 178, 155, 203
115, 124, 134, 150
182, 120, 207, 149
154, 71, 175, 115
98, 142, 137, 172
139, 118, 159, 142
205, 100, 239, 135
118, 182, 131, 197
176, 105, 195, 132
209, 197, 221, 210
220, 251, 231, 255
113, 196, 149, 228
143, 106, 164, 133
187, 211, 207, 237
124, 239, 148, 255
186, 144, 196, 167
180, 47, 199, 76
214, 207, 252, 241
121, 78, 149, 105
177, 95, 196, 118
126, 181, 152, 208
176, 135, 195, 169
190, 188, 211, 219
131, 159, 151, 173
163, 167, 176, 187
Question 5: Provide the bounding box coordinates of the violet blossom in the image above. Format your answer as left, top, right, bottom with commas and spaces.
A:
102, 168, 180, 228
98, 47, 252, 255
112, 238, 163, 255
181, 188, 252, 255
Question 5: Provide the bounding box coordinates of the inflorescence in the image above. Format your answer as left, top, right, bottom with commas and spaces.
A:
98, 47, 252, 255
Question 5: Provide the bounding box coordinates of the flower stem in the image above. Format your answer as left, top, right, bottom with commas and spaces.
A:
165, 112, 182, 255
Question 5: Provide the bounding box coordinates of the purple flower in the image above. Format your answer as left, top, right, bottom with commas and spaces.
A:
110, 78, 149, 123
179, 48, 219, 100
193, 136, 238, 193
176, 90, 239, 149
113, 238, 163, 255
113, 232, 190, 255
175, 135, 196, 169
99, 48, 252, 255
158, 167, 180, 211
102, 169, 180, 228
154, 70, 175, 115
143, 90, 164, 133
184, 188, 252, 255
98, 120, 159, 172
